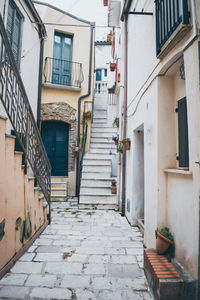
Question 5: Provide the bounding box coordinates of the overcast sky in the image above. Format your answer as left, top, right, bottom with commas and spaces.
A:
36, 0, 109, 40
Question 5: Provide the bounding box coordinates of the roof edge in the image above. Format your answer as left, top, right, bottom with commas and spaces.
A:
33, 1, 94, 25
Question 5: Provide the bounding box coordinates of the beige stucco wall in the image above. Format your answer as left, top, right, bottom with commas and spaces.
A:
119, 0, 200, 279
34, 3, 94, 193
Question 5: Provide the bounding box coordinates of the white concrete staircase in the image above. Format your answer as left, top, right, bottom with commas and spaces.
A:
79, 109, 118, 210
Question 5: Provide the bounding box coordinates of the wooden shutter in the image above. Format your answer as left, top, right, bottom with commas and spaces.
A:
177, 97, 189, 168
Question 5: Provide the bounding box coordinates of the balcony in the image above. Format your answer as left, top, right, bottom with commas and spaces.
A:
155, 0, 190, 56
43, 57, 84, 90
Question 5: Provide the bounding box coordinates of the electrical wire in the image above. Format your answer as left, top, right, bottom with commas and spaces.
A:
127, 55, 183, 118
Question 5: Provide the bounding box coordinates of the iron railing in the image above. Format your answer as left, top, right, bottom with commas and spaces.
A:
0, 14, 51, 222
155, 0, 190, 55
43, 57, 84, 88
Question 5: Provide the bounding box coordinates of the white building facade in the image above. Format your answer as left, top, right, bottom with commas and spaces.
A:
117, 0, 200, 291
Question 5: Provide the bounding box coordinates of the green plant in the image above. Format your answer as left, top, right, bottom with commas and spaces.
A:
122, 138, 131, 143
117, 142, 123, 153
155, 227, 175, 261
112, 117, 119, 128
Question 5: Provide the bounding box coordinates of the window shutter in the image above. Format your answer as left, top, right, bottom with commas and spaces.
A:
177, 97, 189, 168
7, 2, 14, 43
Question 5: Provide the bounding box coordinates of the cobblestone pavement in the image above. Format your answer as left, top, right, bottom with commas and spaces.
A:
0, 203, 153, 299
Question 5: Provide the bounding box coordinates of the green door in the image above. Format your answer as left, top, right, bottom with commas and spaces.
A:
41, 121, 69, 176
53, 32, 73, 86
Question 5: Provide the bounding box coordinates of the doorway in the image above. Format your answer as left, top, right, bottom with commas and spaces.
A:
133, 125, 144, 228
41, 121, 69, 176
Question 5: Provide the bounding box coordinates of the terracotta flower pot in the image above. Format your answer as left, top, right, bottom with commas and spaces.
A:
114, 140, 118, 146
122, 140, 130, 150
84, 112, 91, 119
156, 232, 174, 255
108, 88, 115, 94
111, 186, 117, 194
110, 63, 116, 71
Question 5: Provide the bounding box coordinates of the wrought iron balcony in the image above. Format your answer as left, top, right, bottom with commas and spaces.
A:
43, 57, 84, 89
0, 14, 51, 222
155, 0, 190, 55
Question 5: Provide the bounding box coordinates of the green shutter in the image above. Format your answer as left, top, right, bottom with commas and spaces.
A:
177, 97, 189, 168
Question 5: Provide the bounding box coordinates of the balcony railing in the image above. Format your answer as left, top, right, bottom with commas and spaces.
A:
155, 0, 190, 55
0, 14, 51, 222
43, 57, 84, 88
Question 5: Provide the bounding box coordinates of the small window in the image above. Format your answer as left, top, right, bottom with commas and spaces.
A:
177, 97, 189, 168
96, 69, 102, 81
7, 0, 23, 66
104, 69, 107, 77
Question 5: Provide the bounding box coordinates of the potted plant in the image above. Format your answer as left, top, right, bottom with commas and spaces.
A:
108, 84, 115, 94
117, 142, 123, 153
112, 117, 119, 128
107, 32, 112, 42
84, 111, 91, 119
122, 138, 131, 150
112, 135, 119, 146
111, 180, 117, 194
110, 62, 116, 71
155, 227, 175, 260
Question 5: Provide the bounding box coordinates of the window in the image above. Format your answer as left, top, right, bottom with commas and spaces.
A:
177, 97, 189, 168
96, 69, 102, 81
7, 0, 23, 65
155, 0, 190, 55
104, 69, 107, 77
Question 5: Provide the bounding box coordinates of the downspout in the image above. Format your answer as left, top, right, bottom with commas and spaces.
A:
121, 14, 128, 216
75, 22, 95, 197
37, 36, 44, 129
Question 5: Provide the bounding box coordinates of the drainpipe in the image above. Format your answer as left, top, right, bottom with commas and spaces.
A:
121, 14, 128, 216
75, 22, 95, 197
37, 37, 44, 129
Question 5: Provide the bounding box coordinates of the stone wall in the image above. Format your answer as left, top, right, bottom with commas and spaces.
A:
41, 102, 77, 172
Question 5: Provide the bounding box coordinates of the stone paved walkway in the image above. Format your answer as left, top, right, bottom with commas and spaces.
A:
0, 203, 153, 299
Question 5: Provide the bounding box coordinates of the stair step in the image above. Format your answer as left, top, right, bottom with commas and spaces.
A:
85, 153, 113, 159
80, 186, 111, 193
79, 204, 117, 210
51, 194, 67, 202
51, 176, 68, 183
89, 148, 116, 154
90, 144, 116, 149
93, 119, 107, 124
92, 127, 116, 133
82, 172, 111, 179
82, 165, 111, 173
81, 178, 114, 186
83, 159, 111, 166
91, 133, 116, 138
79, 194, 117, 204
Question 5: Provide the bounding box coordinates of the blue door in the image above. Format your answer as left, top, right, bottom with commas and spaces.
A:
41, 121, 69, 176
53, 32, 73, 86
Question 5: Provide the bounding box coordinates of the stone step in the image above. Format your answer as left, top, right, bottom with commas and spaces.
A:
51, 182, 67, 189
51, 176, 68, 183
89, 148, 116, 154
79, 204, 117, 210
92, 127, 116, 133
82, 172, 111, 179
91, 132, 116, 138
82, 159, 111, 166
84, 153, 113, 160
91, 137, 114, 143
90, 143, 116, 149
51, 188, 67, 196
51, 194, 67, 202
80, 186, 111, 194
93, 119, 107, 124
94, 109, 107, 114
81, 178, 114, 186
82, 165, 111, 173
92, 123, 112, 128
79, 194, 117, 204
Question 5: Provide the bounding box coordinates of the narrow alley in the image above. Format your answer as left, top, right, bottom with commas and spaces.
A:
0, 203, 152, 300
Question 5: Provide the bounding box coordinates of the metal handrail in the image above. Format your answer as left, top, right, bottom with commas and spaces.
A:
0, 14, 51, 223
43, 57, 84, 88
